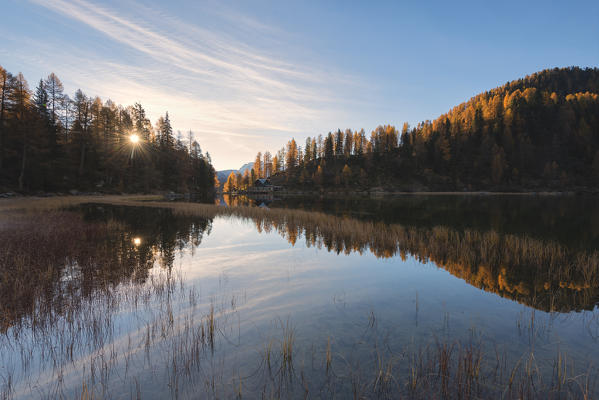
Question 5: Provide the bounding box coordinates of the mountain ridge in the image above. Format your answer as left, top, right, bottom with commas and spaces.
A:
216, 162, 253, 186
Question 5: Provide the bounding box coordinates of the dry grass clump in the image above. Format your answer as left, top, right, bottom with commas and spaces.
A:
0, 195, 158, 214
0, 212, 115, 331
0, 209, 159, 333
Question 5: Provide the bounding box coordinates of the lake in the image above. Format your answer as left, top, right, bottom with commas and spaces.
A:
1, 195, 598, 399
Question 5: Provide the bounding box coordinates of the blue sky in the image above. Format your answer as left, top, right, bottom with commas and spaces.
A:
1, 0, 598, 170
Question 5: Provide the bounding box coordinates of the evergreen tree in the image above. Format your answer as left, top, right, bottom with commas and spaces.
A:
0, 66, 11, 171
334, 129, 343, 157
254, 67, 599, 191
324, 132, 334, 160
344, 129, 353, 158
0, 66, 216, 198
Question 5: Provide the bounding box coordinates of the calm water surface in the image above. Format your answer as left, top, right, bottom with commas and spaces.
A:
2, 196, 599, 399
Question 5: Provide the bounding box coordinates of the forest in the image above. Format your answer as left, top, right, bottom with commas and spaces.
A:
3, 66, 599, 195
233, 67, 599, 192
0, 65, 216, 197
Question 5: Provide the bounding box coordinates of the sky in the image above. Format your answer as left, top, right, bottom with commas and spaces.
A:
1, 0, 598, 170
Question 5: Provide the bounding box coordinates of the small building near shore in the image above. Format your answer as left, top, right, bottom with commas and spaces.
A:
250, 178, 274, 193
254, 178, 271, 187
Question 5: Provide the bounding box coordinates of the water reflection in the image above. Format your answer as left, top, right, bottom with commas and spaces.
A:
2, 200, 599, 398
2, 198, 595, 337
0, 206, 213, 332
221, 193, 274, 207
241, 206, 599, 312
90, 200, 599, 313
228, 194, 599, 250
212, 195, 599, 312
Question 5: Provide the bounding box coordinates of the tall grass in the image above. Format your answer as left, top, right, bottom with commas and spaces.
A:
2, 195, 597, 312
1, 197, 598, 398
14, 195, 593, 312
0, 212, 131, 332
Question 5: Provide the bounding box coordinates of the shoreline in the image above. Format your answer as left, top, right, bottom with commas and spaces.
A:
1, 189, 597, 214
277, 190, 579, 196
228, 189, 595, 197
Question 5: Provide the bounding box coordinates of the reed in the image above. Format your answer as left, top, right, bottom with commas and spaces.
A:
325, 337, 332, 374
1, 197, 598, 398
2, 267, 597, 399
0, 211, 131, 332
51, 196, 599, 312
280, 320, 295, 374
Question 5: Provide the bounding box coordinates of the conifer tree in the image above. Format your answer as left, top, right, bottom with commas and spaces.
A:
286, 139, 298, 169
0, 66, 216, 197
253, 152, 262, 178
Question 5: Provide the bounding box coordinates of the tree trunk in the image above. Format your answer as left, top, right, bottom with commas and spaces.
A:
64, 108, 69, 142
18, 140, 26, 191
79, 141, 86, 177
0, 74, 6, 170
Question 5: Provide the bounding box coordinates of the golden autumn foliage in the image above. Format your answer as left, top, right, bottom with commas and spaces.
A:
255, 67, 599, 191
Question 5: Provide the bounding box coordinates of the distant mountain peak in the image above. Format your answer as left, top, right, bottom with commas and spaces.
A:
238, 162, 253, 174
216, 161, 253, 184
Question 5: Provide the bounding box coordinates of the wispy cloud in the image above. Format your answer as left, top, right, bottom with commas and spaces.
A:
25, 0, 361, 168
29, 0, 347, 102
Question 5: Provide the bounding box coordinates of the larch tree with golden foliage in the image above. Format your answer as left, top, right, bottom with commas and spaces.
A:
224, 172, 237, 193
248, 67, 599, 191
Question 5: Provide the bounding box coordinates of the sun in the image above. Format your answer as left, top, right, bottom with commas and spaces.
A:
129, 134, 140, 144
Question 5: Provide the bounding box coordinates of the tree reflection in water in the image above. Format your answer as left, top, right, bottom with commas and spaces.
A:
2, 199, 597, 335
1, 200, 599, 399
0, 206, 212, 332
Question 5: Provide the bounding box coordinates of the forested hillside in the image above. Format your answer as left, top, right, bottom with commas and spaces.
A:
241, 67, 599, 192
0, 65, 216, 197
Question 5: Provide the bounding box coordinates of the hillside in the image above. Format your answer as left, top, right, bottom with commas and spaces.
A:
258, 67, 599, 192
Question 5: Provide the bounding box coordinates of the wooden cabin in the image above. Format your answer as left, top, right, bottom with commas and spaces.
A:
249, 178, 274, 193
